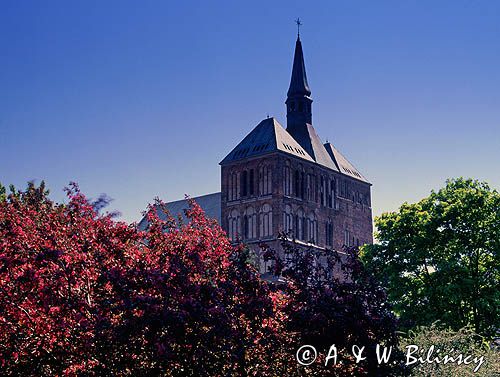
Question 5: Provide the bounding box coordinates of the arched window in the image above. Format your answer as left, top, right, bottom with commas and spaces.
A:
235, 172, 240, 200
307, 213, 317, 244
294, 169, 301, 198
326, 218, 333, 247
344, 228, 351, 247
315, 175, 319, 203
328, 178, 334, 208
241, 170, 248, 197
300, 171, 306, 199
259, 165, 272, 196
295, 208, 304, 240
320, 176, 325, 206
249, 169, 254, 196
228, 209, 240, 241
331, 179, 336, 208
243, 206, 257, 239
283, 204, 293, 236
228, 171, 239, 201
260, 204, 273, 238
306, 173, 312, 201
283, 161, 292, 196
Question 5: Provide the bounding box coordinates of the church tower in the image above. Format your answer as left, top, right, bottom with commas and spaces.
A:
220, 32, 373, 272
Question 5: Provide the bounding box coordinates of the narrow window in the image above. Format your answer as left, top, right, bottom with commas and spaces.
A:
249, 169, 254, 196
301, 172, 305, 199
294, 170, 300, 198
241, 170, 248, 197
320, 176, 325, 206
344, 229, 350, 247
244, 216, 249, 239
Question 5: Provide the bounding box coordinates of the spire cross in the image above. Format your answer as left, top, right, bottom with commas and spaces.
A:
295, 18, 302, 36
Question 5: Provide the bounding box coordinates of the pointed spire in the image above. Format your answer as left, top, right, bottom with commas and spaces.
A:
287, 36, 311, 98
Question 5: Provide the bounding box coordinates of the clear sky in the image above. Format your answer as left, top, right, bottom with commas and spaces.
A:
1, 1, 499, 223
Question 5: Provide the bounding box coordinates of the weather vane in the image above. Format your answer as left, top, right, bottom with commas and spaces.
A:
295, 18, 302, 36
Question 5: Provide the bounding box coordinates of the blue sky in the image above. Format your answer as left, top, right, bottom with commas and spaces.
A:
1, 1, 499, 223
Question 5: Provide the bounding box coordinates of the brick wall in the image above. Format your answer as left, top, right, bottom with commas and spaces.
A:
220, 151, 372, 271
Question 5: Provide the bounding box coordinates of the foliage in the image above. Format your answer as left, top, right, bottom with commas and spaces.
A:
0, 181, 437, 376
0, 182, 288, 376
264, 239, 405, 376
361, 178, 500, 336
398, 323, 500, 377
0, 183, 6, 202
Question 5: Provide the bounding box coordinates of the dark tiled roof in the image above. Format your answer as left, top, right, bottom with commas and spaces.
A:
219, 117, 314, 164
324, 142, 370, 183
287, 123, 339, 171
219, 118, 368, 184
138, 192, 221, 230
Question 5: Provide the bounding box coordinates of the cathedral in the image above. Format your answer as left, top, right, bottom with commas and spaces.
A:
140, 34, 373, 268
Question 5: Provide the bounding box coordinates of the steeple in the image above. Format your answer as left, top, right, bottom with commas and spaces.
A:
284, 32, 337, 170
286, 34, 313, 131
287, 36, 311, 98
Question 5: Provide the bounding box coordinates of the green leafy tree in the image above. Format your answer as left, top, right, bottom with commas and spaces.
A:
0, 183, 6, 202
361, 178, 500, 336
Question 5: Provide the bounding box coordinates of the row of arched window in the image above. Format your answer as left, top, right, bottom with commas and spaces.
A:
227, 165, 272, 201
339, 179, 370, 206
227, 204, 273, 241
344, 229, 360, 247
229, 203, 360, 248
283, 161, 372, 208
283, 205, 319, 244
283, 161, 337, 209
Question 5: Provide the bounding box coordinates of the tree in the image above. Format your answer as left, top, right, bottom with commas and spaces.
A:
361, 178, 500, 336
264, 239, 404, 377
0, 182, 289, 376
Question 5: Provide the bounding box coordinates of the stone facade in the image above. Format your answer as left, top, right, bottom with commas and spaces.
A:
220, 151, 372, 250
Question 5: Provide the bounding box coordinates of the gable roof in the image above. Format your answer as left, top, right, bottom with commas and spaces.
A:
138, 192, 221, 230
324, 142, 370, 183
219, 119, 369, 184
219, 117, 314, 165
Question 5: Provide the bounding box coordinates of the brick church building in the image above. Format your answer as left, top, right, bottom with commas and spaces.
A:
140, 35, 373, 270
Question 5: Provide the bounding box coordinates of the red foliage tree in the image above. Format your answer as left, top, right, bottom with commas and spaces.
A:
0, 182, 290, 376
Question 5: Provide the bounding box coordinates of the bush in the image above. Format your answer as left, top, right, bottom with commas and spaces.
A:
399, 323, 500, 377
